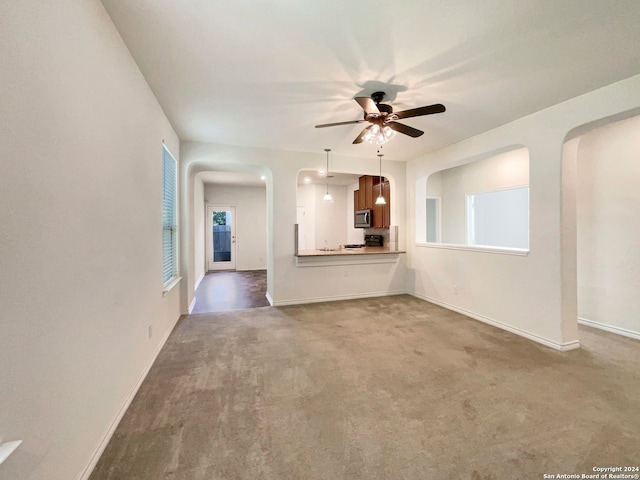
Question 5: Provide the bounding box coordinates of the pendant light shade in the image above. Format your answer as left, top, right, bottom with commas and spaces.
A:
323, 148, 333, 203
375, 153, 386, 205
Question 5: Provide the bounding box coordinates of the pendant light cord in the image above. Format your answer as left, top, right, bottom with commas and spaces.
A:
325, 148, 331, 194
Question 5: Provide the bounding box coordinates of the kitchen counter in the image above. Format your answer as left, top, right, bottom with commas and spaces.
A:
295, 246, 405, 267
296, 246, 405, 257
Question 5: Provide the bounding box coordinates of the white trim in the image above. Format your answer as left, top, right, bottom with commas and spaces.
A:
265, 291, 274, 306
0, 440, 22, 466
162, 275, 181, 297
194, 273, 205, 291
578, 317, 640, 341
271, 289, 407, 306
410, 292, 580, 351
185, 272, 203, 321
415, 242, 529, 256
78, 321, 178, 480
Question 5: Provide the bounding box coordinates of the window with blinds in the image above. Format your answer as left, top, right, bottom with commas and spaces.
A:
162, 145, 178, 284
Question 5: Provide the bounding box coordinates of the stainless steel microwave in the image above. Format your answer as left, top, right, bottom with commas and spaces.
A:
355, 209, 372, 228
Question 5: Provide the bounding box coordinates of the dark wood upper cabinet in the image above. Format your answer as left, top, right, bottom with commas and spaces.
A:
355, 175, 390, 228
358, 175, 374, 210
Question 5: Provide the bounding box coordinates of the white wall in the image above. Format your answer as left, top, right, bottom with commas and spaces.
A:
408, 74, 640, 351
204, 184, 267, 270
576, 115, 640, 337
299, 178, 382, 250
313, 185, 348, 250
0, 2, 181, 479
181, 146, 407, 308
296, 184, 316, 250
193, 176, 205, 288
427, 148, 529, 244
297, 183, 350, 250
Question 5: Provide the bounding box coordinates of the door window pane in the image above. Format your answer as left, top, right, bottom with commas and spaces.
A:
212, 210, 232, 262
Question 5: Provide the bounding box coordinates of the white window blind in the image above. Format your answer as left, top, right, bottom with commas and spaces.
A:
162, 145, 178, 284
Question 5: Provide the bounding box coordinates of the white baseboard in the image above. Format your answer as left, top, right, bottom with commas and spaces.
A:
194, 273, 205, 291
77, 320, 178, 480
578, 317, 640, 341
188, 296, 197, 314
265, 291, 274, 306
271, 289, 407, 307
410, 292, 580, 352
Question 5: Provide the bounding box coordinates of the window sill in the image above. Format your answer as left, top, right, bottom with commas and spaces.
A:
415, 242, 529, 256
162, 276, 182, 297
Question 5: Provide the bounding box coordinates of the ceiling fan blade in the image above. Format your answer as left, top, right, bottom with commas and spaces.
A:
387, 121, 424, 138
354, 97, 380, 115
352, 126, 371, 144
315, 119, 366, 128
394, 103, 446, 120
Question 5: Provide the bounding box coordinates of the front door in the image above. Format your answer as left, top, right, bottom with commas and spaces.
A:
206, 205, 236, 271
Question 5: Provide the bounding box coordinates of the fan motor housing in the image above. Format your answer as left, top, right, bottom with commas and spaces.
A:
367, 91, 393, 120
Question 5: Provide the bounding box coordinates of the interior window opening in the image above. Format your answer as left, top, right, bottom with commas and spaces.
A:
419, 146, 530, 251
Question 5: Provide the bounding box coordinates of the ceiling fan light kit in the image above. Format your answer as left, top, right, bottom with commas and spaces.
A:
315, 91, 445, 146
363, 124, 396, 145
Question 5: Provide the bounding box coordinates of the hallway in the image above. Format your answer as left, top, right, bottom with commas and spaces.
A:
190, 270, 269, 313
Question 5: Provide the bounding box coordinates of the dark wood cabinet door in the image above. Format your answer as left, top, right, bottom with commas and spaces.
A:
364, 176, 373, 209
355, 176, 390, 228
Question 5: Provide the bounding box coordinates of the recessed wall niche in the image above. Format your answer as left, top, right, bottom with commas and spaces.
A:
423, 147, 530, 250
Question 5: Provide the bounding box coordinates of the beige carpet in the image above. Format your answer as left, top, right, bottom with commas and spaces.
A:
89, 295, 640, 479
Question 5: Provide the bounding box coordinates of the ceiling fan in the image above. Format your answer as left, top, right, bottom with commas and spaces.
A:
315, 91, 446, 145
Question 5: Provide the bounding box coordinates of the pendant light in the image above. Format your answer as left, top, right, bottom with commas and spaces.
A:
322, 148, 333, 203
375, 153, 386, 205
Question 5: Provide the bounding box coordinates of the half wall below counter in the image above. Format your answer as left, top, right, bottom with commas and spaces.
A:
295, 246, 405, 267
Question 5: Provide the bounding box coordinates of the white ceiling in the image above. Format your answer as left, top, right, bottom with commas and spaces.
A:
298, 170, 361, 187
102, 0, 640, 161
198, 170, 361, 187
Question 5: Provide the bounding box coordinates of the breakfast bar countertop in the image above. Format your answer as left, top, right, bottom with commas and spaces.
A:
296, 246, 405, 257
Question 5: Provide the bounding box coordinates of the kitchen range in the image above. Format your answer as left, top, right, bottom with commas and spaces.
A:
295, 231, 403, 261
344, 234, 383, 249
